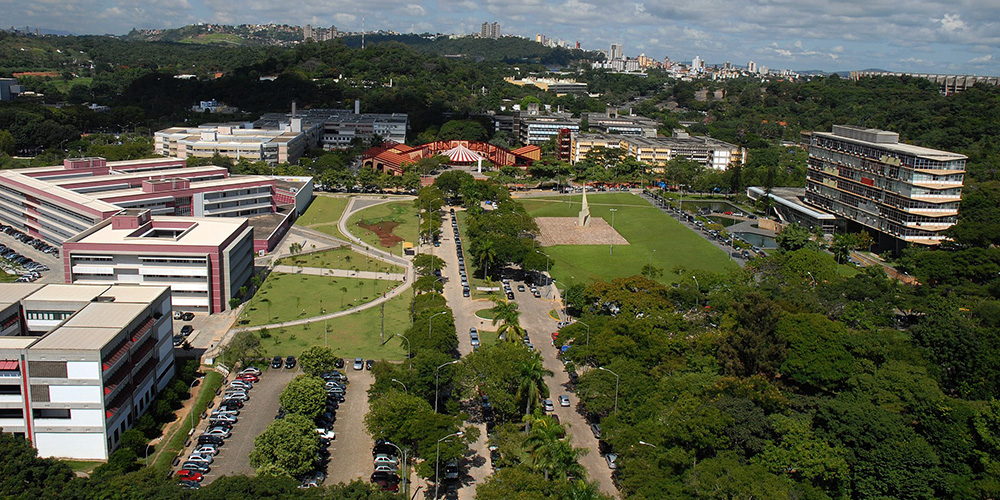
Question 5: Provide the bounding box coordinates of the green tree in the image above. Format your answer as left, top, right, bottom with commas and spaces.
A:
278, 375, 326, 418
249, 413, 319, 477
298, 345, 338, 376
516, 354, 553, 420
0, 432, 73, 498
718, 292, 786, 377
775, 223, 819, 253
228, 330, 262, 366
0, 130, 14, 156
438, 119, 488, 141
490, 296, 525, 341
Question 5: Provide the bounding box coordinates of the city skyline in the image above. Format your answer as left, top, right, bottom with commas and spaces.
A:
2, 0, 996, 74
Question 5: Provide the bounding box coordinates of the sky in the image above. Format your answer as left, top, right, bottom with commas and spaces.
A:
3, 0, 998, 74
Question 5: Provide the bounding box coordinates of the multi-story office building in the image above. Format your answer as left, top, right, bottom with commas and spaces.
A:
154, 120, 320, 165
804, 125, 966, 246
303, 24, 337, 41
0, 157, 309, 252
256, 107, 408, 150
62, 210, 254, 313
570, 132, 744, 171
0, 283, 174, 459
581, 109, 659, 137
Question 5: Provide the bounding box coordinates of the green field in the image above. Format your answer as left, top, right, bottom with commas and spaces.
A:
180, 33, 244, 45
50, 77, 92, 93
243, 273, 400, 326
256, 292, 410, 360
347, 201, 419, 255
276, 247, 404, 274
296, 195, 350, 227
519, 193, 739, 287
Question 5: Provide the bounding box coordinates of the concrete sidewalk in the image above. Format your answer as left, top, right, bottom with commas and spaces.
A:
272, 265, 405, 281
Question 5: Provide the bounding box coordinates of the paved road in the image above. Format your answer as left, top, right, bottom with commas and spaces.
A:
199, 367, 299, 482
436, 206, 618, 499
324, 368, 375, 486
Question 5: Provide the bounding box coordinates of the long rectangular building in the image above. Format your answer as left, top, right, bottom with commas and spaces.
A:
0, 157, 308, 251
62, 210, 254, 313
0, 283, 175, 460
804, 125, 966, 246
570, 132, 744, 171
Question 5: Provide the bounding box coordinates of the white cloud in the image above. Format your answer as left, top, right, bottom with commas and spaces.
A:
968, 54, 992, 63
938, 13, 967, 32
403, 4, 426, 16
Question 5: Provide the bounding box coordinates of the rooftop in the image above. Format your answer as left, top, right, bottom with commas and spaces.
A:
23, 284, 110, 304
68, 216, 249, 247
62, 302, 146, 330
248, 211, 290, 241
816, 126, 967, 161
30, 326, 120, 351
98, 285, 170, 305
0, 283, 45, 308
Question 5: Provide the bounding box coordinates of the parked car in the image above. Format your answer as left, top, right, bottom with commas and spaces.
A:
365, 359, 375, 370
193, 445, 219, 456
444, 460, 459, 479
240, 367, 262, 376
176, 470, 203, 482
370, 472, 400, 492
559, 395, 570, 407
187, 453, 214, 464
210, 414, 237, 424
334, 358, 345, 369
271, 356, 283, 368
181, 462, 210, 473
197, 435, 224, 446
605, 453, 618, 469
543, 399, 554, 412
373, 464, 398, 473
315, 428, 336, 440
180, 325, 194, 336
353, 358, 364, 370
204, 427, 231, 438
285, 355, 297, 369
237, 373, 259, 383
373, 439, 398, 457
172, 335, 184, 347
373, 454, 399, 466
182, 312, 195, 321
591, 423, 602, 439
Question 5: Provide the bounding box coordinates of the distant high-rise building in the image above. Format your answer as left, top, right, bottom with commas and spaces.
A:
481, 22, 500, 39
303, 24, 337, 41
747, 60, 757, 74
609, 43, 623, 61
536, 33, 542, 43
692, 55, 704, 73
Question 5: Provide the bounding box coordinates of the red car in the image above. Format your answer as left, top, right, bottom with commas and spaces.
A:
237, 374, 259, 383
176, 470, 204, 482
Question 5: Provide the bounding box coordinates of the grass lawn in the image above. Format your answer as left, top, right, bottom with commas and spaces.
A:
348, 201, 419, 255
475, 308, 495, 320
61, 460, 102, 474
297, 195, 351, 226
152, 371, 223, 470
519, 193, 739, 287
243, 273, 400, 326
50, 77, 92, 93
276, 247, 404, 274
256, 291, 410, 360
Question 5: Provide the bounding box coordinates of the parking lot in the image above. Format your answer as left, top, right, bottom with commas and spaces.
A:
195, 366, 299, 482
0, 227, 63, 283
323, 367, 374, 486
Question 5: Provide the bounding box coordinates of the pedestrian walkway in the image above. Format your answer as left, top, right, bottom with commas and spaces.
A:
272, 265, 405, 281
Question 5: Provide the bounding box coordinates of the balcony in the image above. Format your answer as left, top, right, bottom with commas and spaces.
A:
105, 381, 134, 419
101, 337, 133, 372
129, 317, 155, 344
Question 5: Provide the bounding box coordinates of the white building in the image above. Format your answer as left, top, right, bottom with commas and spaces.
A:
0, 283, 175, 460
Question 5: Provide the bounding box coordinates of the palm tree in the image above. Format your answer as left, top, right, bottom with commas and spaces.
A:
474, 238, 498, 280
490, 296, 525, 341
515, 355, 553, 422
522, 415, 586, 481
565, 479, 605, 500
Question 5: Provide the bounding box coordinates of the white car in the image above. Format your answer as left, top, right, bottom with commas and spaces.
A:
353, 358, 364, 371
543, 399, 554, 412
373, 464, 398, 473
193, 445, 218, 456
559, 395, 570, 407
187, 453, 214, 464
315, 429, 336, 440
239, 367, 262, 376
373, 454, 399, 466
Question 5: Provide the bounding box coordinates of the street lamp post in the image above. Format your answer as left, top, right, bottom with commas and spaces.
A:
609, 208, 618, 255
638, 440, 657, 448
577, 320, 591, 349
428, 311, 447, 339
385, 441, 409, 499
598, 367, 620, 415
435, 431, 464, 499
391, 378, 407, 393
534, 249, 550, 276
435, 360, 461, 413
396, 333, 411, 370
322, 308, 328, 347
187, 376, 204, 438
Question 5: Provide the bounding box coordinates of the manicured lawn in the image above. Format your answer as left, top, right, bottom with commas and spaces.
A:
256, 292, 410, 360
347, 201, 419, 255
475, 308, 495, 320
152, 371, 223, 471
276, 247, 404, 274
61, 460, 102, 474
243, 273, 400, 326
519, 193, 739, 287
455, 211, 501, 299
297, 195, 351, 227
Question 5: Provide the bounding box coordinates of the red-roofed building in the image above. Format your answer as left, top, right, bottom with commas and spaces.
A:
362, 140, 536, 175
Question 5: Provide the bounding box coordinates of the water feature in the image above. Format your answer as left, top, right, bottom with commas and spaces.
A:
734, 231, 777, 249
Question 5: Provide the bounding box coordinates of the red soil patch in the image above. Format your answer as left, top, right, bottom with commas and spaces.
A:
357, 221, 403, 247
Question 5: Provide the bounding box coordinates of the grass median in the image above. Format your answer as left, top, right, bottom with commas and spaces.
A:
243, 273, 401, 326
152, 370, 223, 471
276, 246, 404, 275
